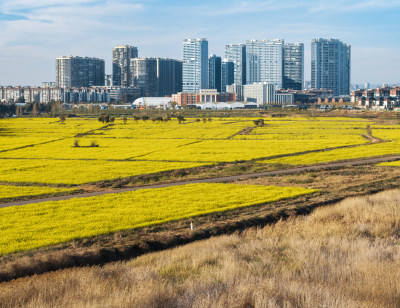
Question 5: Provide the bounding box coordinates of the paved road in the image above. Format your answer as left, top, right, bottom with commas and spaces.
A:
2, 154, 400, 209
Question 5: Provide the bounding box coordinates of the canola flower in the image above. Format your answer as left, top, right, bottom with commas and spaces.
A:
0, 159, 209, 185
0, 117, 391, 185
0, 183, 317, 256
260, 126, 400, 165
0, 185, 77, 200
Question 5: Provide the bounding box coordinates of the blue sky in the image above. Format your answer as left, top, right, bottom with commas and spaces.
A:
1, 0, 399, 86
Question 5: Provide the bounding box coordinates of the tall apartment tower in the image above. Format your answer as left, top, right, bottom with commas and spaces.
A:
209, 54, 222, 92
283, 43, 304, 90
225, 44, 246, 85
311, 39, 351, 96
112, 45, 138, 87
56, 56, 105, 88
221, 60, 234, 92
182, 38, 208, 93
131, 58, 183, 97
246, 39, 284, 88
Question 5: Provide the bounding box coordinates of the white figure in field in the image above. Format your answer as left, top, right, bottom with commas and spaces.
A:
190, 221, 194, 231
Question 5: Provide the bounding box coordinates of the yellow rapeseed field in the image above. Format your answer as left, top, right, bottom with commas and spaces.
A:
260, 126, 400, 165
1, 117, 396, 184
0, 159, 209, 185
0, 185, 77, 200
0, 183, 317, 256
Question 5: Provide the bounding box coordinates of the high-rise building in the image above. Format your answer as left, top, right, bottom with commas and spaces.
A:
283, 43, 304, 90
56, 56, 105, 88
246, 39, 284, 88
311, 38, 351, 96
157, 58, 182, 96
209, 55, 222, 92
112, 45, 138, 87
130, 58, 158, 96
225, 44, 246, 85
182, 38, 208, 93
131, 58, 183, 97
221, 60, 234, 92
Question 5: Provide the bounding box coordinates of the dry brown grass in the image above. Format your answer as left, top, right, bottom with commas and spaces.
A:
1, 189, 399, 307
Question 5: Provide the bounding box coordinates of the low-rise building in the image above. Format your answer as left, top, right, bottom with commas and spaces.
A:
352, 86, 400, 110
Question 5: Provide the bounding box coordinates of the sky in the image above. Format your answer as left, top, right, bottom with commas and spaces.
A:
0, 0, 399, 86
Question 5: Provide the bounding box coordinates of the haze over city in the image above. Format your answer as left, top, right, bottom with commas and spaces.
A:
1, 0, 400, 86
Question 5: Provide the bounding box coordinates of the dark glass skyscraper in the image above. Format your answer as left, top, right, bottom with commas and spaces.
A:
157, 58, 182, 97
221, 60, 234, 92
209, 54, 222, 92
131, 58, 182, 97
283, 43, 304, 90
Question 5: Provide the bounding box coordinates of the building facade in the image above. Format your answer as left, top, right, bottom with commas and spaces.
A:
221, 60, 234, 93
225, 44, 246, 85
157, 58, 182, 97
56, 56, 105, 88
246, 39, 284, 88
0, 86, 114, 104
182, 38, 208, 92
283, 43, 304, 90
226, 84, 243, 102
208, 54, 222, 92
130, 58, 158, 96
242, 83, 276, 105
130, 58, 182, 97
352, 86, 400, 110
112, 45, 138, 87
311, 38, 351, 96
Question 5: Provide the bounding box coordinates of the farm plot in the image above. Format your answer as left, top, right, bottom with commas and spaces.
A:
0, 138, 199, 160
0, 183, 317, 256
138, 137, 368, 162
0, 117, 379, 185
0, 184, 77, 200
0, 159, 208, 185
260, 125, 400, 165
99, 119, 255, 140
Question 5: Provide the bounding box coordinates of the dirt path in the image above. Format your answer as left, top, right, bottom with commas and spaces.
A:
1, 154, 400, 209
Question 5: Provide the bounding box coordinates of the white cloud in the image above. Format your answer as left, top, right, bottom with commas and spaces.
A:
310, 0, 400, 13
207, 0, 307, 15
0, 1, 145, 47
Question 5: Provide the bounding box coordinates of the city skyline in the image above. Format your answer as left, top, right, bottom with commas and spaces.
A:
1, 0, 399, 86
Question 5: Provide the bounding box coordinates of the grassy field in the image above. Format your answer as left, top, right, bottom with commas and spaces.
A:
0, 183, 316, 256
1, 189, 398, 308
